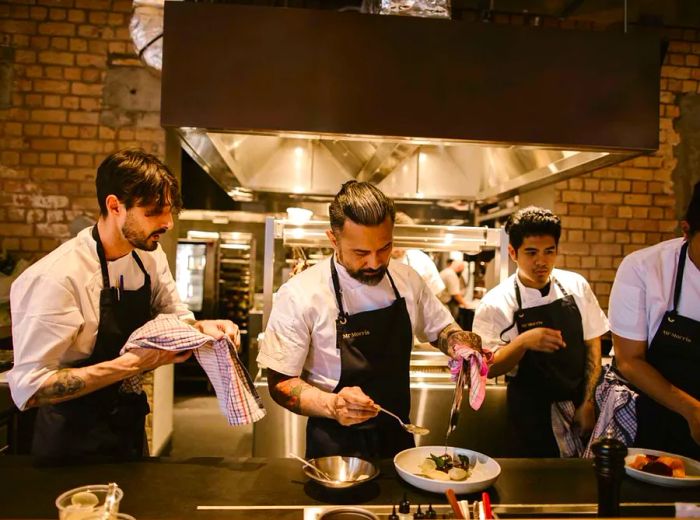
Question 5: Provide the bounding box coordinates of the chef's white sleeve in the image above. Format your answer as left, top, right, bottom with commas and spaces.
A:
608, 256, 648, 342
472, 301, 513, 352
413, 280, 454, 343
578, 279, 610, 341
257, 283, 311, 377
7, 275, 84, 410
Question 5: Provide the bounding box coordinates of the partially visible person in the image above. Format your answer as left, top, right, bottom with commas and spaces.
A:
610, 181, 700, 459
391, 212, 445, 297
472, 207, 608, 457
439, 258, 468, 319
8, 149, 239, 461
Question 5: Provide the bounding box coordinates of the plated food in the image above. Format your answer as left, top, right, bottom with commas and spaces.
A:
627, 453, 685, 478
624, 448, 700, 488
418, 452, 472, 481
394, 446, 500, 494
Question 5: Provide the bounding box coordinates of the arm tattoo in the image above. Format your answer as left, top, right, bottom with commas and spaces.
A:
268, 371, 312, 415
433, 323, 482, 356
26, 369, 86, 408
583, 341, 602, 403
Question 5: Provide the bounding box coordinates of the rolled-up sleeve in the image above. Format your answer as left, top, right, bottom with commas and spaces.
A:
608, 257, 648, 342
7, 275, 84, 410
472, 301, 511, 351
257, 283, 311, 377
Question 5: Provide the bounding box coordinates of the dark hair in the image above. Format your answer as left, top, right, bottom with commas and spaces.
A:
505, 206, 561, 250
328, 180, 395, 232
95, 149, 182, 216
685, 180, 700, 236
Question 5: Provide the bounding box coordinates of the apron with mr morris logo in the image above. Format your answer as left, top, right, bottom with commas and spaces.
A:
305, 257, 415, 459
31, 225, 152, 461
502, 276, 587, 456
635, 240, 700, 459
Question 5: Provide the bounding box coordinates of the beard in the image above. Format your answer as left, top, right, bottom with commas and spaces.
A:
122, 213, 167, 252
337, 251, 388, 286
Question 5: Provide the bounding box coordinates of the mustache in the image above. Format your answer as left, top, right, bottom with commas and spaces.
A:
149, 228, 168, 237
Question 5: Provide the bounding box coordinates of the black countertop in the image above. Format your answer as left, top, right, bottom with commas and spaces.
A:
0, 456, 698, 519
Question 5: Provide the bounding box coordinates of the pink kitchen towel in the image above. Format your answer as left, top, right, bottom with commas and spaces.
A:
119, 314, 266, 426
448, 345, 493, 410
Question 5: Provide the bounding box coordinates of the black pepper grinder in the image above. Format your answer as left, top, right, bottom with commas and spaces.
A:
592, 436, 628, 517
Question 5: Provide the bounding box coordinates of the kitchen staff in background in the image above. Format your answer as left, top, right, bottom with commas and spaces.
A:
610, 181, 700, 459
8, 149, 239, 461
439, 258, 468, 319
472, 207, 608, 457
258, 181, 482, 459
391, 212, 446, 297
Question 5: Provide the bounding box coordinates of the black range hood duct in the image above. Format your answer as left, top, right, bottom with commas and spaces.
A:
161, 3, 660, 203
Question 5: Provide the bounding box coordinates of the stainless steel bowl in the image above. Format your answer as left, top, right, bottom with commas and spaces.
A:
303, 456, 379, 489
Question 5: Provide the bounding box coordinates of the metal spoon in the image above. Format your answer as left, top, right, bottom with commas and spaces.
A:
101, 482, 119, 520
378, 407, 430, 435
288, 452, 337, 482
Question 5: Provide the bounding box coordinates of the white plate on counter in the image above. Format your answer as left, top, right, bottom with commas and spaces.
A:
394, 446, 500, 494
624, 447, 700, 488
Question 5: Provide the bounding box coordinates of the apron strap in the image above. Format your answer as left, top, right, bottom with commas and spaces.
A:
92, 225, 111, 289
330, 256, 402, 324
330, 256, 348, 324
672, 241, 689, 314
500, 275, 561, 343
93, 225, 151, 287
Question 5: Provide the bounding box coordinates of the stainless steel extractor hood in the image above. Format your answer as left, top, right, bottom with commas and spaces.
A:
162, 4, 660, 204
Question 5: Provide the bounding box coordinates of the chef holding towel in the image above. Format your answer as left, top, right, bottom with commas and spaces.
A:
472, 207, 608, 457
610, 181, 700, 458
8, 149, 239, 461
258, 181, 484, 459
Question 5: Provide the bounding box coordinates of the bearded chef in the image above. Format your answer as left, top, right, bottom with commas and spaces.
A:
258, 181, 482, 459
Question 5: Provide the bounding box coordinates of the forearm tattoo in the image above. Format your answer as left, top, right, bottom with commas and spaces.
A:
584, 344, 601, 403
269, 373, 313, 415
434, 323, 482, 356
26, 369, 86, 408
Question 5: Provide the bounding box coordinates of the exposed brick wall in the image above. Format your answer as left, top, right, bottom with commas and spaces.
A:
555, 30, 700, 310
0, 0, 164, 259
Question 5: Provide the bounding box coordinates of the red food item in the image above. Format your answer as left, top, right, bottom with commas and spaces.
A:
628, 454, 687, 478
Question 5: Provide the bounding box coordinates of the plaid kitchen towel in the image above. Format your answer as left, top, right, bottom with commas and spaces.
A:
551, 400, 586, 458
119, 314, 266, 426
448, 345, 493, 410
582, 364, 638, 458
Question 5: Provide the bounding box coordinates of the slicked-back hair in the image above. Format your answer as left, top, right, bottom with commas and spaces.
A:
329, 180, 395, 233
96, 149, 182, 217
505, 206, 561, 250
685, 180, 700, 236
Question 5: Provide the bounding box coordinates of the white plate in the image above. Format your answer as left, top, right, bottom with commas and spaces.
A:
394, 446, 501, 494
624, 448, 700, 488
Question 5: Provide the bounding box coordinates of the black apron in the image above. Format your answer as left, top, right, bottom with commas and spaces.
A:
32, 225, 153, 461
635, 241, 700, 459
503, 277, 587, 457
305, 257, 415, 459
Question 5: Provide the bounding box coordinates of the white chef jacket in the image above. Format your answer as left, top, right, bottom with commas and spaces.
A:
472, 268, 609, 359
438, 268, 465, 304
258, 257, 454, 392
8, 226, 194, 410
398, 249, 445, 296
609, 237, 700, 344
